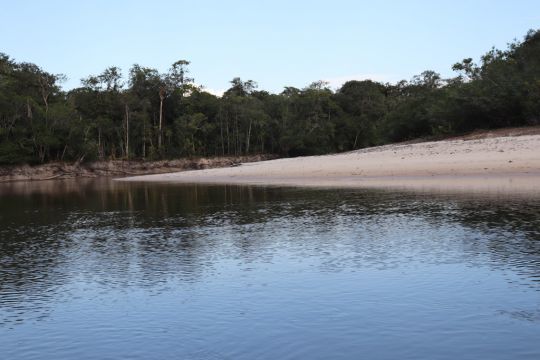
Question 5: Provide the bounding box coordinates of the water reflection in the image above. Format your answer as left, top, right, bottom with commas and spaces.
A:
1, 179, 539, 359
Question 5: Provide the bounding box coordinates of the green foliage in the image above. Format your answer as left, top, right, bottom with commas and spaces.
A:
0, 140, 33, 164
1, 29, 540, 164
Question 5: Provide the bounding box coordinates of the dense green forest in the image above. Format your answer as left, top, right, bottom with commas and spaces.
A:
1, 29, 539, 165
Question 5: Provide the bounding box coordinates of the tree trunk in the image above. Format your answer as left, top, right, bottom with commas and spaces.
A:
61, 144, 68, 161
235, 111, 239, 155
219, 106, 225, 155
226, 116, 230, 155
246, 119, 252, 154
158, 97, 164, 150
42, 93, 49, 117
125, 103, 129, 159
98, 127, 103, 160
26, 98, 33, 119
142, 119, 146, 159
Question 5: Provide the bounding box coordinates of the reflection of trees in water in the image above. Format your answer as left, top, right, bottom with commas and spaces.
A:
440, 196, 540, 282
0, 222, 69, 326
1, 180, 539, 326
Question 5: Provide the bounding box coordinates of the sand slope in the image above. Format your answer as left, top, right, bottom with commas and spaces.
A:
119, 135, 540, 192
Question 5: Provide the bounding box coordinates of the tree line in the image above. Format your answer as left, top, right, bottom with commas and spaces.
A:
1, 29, 539, 165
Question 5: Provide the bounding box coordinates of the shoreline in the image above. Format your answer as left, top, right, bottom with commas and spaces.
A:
119, 134, 540, 193
120, 173, 540, 195
0, 155, 275, 183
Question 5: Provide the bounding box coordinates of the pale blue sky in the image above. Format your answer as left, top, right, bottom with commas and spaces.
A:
1, 0, 538, 94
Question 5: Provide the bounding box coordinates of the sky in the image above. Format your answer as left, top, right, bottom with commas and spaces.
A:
1, 0, 539, 95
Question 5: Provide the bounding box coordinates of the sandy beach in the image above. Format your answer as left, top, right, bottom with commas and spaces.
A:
119, 133, 540, 192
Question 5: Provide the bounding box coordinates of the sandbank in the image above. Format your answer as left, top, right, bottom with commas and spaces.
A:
119, 134, 540, 193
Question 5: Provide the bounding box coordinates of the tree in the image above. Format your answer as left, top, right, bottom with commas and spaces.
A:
158, 59, 193, 152
1, 28, 540, 164
335, 80, 387, 149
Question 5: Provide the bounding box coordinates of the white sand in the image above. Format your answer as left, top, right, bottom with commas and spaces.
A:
119, 135, 540, 193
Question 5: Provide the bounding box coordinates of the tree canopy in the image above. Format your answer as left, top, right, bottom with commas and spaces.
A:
1, 29, 539, 164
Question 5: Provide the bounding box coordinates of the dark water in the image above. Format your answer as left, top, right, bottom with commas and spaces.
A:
1, 179, 540, 359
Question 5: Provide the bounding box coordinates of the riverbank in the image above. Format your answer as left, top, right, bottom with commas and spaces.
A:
119, 130, 540, 192
0, 155, 275, 183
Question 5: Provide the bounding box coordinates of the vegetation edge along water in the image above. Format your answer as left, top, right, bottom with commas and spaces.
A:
1, 29, 539, 168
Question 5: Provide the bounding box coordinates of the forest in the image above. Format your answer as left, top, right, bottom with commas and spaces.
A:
0, 29, 539, 165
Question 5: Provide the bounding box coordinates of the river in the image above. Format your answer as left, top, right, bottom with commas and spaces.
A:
1, 179, 539, 359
